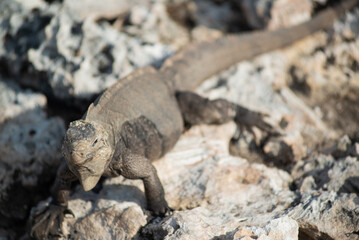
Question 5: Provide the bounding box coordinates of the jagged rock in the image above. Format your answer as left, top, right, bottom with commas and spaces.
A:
27, 4, 173, 104
196, 50, 332, 163
289, 149, 359, 239
0, 80, 65, 233
0, 0, 56, 78
293, 152, 359, 194
289, 192, 359, 240
1, 0, 358, 239
73, 205, 147, 240
232, 216, 299, 240
122, 3, 190, 48
0, 0, 175, 107
287, 10, 359, 137
37, 123, 294, 239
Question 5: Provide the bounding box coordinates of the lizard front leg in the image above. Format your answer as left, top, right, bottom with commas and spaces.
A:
31, 162, 76, 239
176, 91, 277, 135
119, 152, 169, 216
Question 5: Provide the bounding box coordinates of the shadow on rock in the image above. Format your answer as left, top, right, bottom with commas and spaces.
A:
339, 177, 359, 195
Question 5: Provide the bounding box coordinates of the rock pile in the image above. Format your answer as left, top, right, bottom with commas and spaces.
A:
0, 0, 358, 239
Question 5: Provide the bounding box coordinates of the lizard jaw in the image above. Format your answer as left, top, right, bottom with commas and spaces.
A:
79, 174, 101, 191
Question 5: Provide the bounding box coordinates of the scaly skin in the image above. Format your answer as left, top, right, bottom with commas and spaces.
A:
31, 0, 359, 238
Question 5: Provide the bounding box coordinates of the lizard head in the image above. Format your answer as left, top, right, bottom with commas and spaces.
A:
62, 120, 113, 191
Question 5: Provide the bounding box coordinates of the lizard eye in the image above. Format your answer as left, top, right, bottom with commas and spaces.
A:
92, 138, 98, 147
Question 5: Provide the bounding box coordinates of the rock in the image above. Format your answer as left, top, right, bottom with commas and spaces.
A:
191, 0, 238, 32
333, 8, 359, 40
233, 216, 299, 240
196, 49, 333, 163
289, 192, 359, 240
63, 0, 150, 21
35, 123, 295, 239
73, 205, 147, 240
0, 0, 175, 107
239, 0, 273, 29
287, 9, 359, 137
239, 0, 312, 30
26, 3, 173, 106
142, 207, 240, 240
267, 0, 312, 30
0, 0, 56, 78
293, 152, 359, 194
330, 135, 358, 158
0, 80, 65, 234
123, 3, 190, 48
2, 0, 359, 239
289, 149, 359, 239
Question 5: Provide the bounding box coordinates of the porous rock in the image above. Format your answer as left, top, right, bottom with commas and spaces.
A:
289, 146, 359, 239
0, 80, 65, 230
7, 1, 359, 239
232, 216, 299, 240
287, 9, 359, 137
0, 0, 56, 78
42, 8, 359, 239
0, 0, 175, 107
54, 123, 294, 239
28, 4, 173, 104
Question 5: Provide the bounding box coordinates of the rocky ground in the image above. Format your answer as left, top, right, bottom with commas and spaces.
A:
1, 0, 359, 239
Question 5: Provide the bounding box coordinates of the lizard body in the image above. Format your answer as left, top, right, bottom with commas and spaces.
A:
31, 1, 359, 238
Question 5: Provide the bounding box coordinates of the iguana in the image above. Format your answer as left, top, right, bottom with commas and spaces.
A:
31, 0, 358, 238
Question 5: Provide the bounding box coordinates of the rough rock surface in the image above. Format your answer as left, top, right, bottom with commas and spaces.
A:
0, 0, 359, 239
27, 3, 173, 104
239, 0, 313, 30
289, 148, 359, 239
0, 80, 65, 236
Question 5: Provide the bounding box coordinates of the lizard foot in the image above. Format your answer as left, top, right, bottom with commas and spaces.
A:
148, 199, 173, 217
30, 203, 74, 239
235, 106, 281, 136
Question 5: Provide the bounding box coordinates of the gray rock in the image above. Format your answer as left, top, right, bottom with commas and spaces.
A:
287, 9, 359, 137
289, 192, 359, 240
29, 7, 359, 239
122, 3, 190, 48
289, 148, 359, 239
239, 0, 313, 30
0, 80, 65, 233
231, 216, 299, 240
27, 3, 173, 105
0, 0, 58, 78
1, 0, 358, 239
293, 152, 359, 194
333, 8, 359, 40
42, 123, 294, 239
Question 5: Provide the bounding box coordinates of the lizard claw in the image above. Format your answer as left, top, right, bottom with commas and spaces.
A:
149, 199, 172, 217
30, 204, 74, 239
64, 208, 75, 218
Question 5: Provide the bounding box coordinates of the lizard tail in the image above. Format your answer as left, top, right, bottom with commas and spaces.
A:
160, 0, 358, 92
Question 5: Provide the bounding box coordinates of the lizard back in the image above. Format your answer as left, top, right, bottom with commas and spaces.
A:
84, 66, 184, 158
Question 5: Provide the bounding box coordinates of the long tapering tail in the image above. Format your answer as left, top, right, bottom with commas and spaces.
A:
160, 0, 358, 91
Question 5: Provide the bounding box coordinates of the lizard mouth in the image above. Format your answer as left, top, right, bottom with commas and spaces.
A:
79, 174, 101, 191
